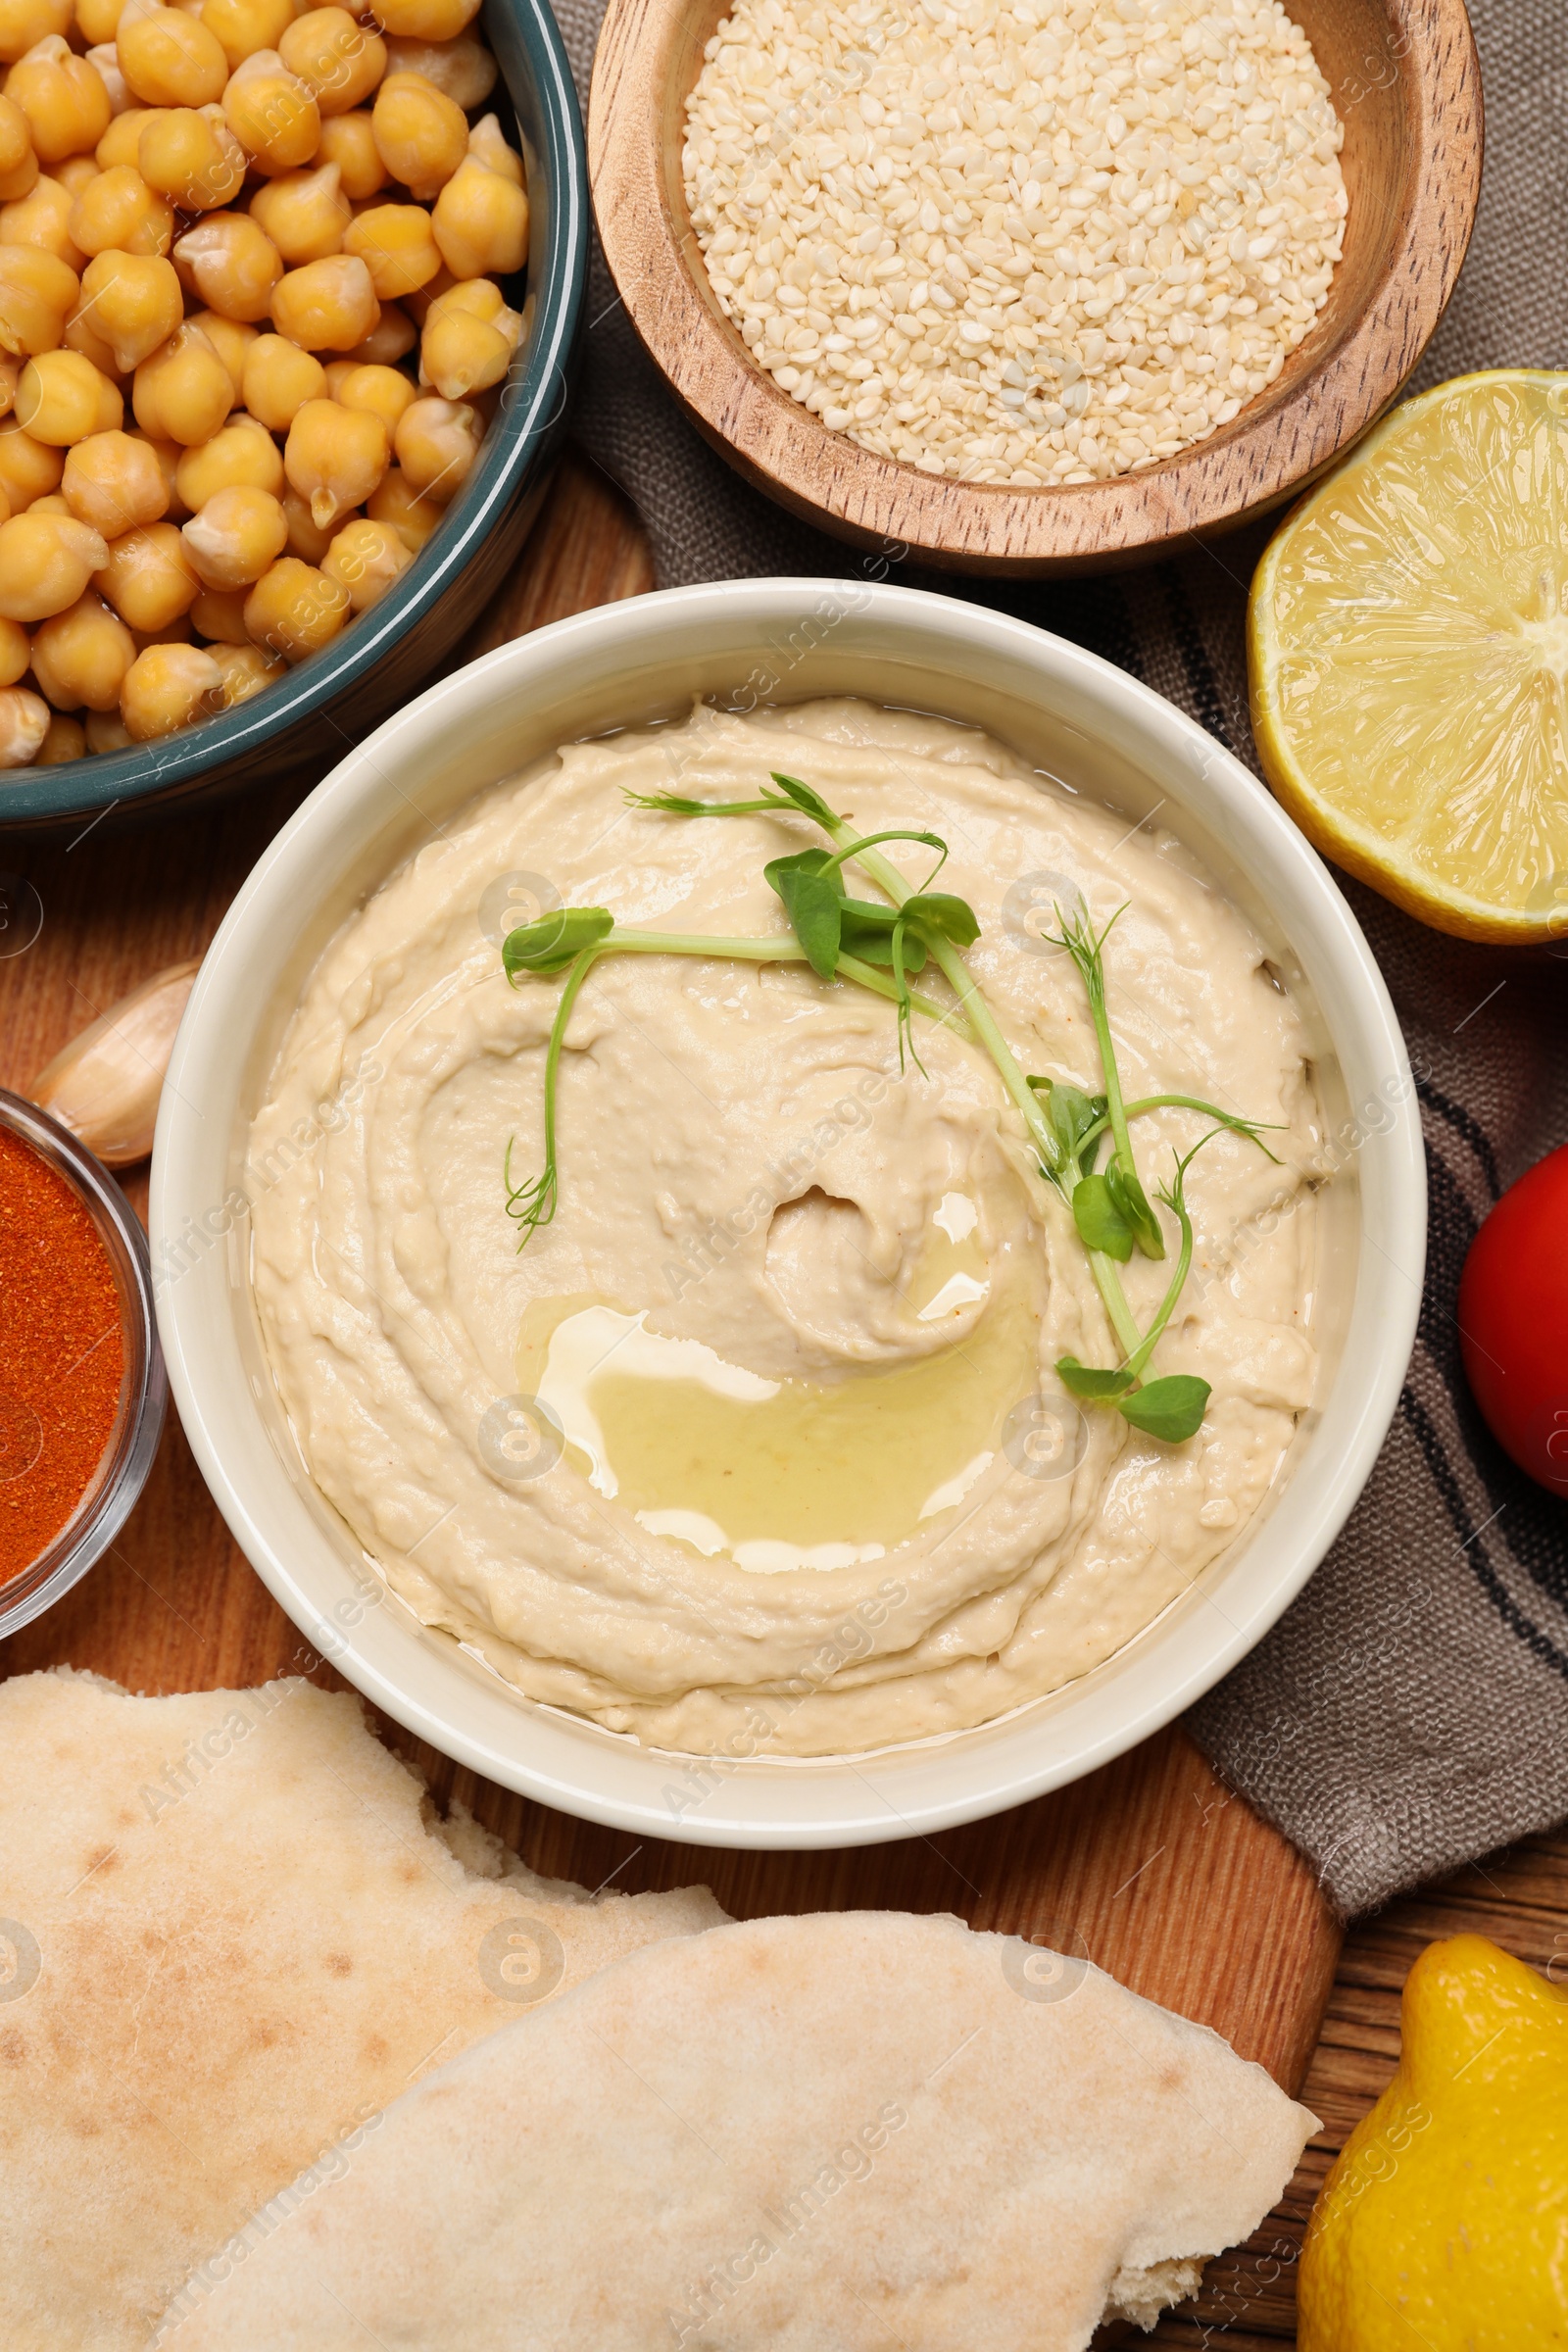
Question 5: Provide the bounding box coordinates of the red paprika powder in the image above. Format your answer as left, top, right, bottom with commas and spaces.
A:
0, 1125, 123, 1585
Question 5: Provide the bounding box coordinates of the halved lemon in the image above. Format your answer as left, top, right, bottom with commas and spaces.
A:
1250, 370, 1568, 944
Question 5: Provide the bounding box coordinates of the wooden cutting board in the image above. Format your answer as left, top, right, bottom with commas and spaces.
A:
0, 450, 1343, 2345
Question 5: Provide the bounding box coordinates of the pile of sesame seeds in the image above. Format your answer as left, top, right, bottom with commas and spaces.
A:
683, 0, 1348, 486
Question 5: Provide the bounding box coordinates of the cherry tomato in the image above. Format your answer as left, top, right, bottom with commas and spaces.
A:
1459, 1141, 1568, 1496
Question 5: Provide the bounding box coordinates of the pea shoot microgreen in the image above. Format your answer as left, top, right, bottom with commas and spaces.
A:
501, 772, 1280, 1446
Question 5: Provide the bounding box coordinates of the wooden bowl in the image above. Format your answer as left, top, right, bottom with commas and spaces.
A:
590, 0, 1481, 574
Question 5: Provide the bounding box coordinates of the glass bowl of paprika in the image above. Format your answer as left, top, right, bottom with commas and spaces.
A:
0, 1090, 167, 1642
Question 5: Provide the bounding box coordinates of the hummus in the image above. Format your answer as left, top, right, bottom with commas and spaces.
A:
249, 699, 1322, 1757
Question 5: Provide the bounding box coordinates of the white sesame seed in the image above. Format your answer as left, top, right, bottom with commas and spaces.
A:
684, 0, 1346, 486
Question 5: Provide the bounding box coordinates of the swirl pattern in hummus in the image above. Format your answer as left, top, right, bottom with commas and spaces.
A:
249, 699, 1322, 1756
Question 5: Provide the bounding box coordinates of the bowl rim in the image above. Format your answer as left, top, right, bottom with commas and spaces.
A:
588, 0, 1482, 570
0, 0, 589, 831
151, 578, 1426, 1846
0, 1088, 167, 1640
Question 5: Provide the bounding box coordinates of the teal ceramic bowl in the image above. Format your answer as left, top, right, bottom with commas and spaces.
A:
0, 0, 586, 835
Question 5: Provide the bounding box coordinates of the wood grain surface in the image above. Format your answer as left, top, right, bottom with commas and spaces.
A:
3, 450, 1563, 2347
588, 0, 1482, 572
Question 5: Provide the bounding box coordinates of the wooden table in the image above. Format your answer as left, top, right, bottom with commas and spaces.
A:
3, 451, 1564, 2346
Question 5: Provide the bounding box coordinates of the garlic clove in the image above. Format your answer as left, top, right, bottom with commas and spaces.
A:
30, 957, 202, 1168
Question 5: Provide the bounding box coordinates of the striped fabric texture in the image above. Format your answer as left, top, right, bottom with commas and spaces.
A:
555, 0, 1568, 1913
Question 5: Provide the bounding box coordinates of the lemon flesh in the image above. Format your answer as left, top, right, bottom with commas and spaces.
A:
1250, 371, 1568, 943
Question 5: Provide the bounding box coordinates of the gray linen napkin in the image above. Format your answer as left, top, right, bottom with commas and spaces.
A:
550, 0, 1568, 1916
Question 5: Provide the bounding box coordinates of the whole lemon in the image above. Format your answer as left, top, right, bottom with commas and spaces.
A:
1298, 1934, 1568, 2346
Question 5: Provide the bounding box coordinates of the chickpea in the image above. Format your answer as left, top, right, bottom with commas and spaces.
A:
0, 416, 64, 504
369, 71, 465, 202
319, 509, 407, 610
279, 9, 383, 115
210, 635, 282, 705
0, 157, 40, 213
0, 0, 73, 61
76, 0, 126, 45
61, 296, 125, 381
7, 38, 113, 164
34, 709, 86, 760
366, 0, 479, 42
0, 240, 78, 354
30, 588, 134, 707
332, 357, 412, 437
429, 153, 526, 282
248, 158, 348, 263
279, 479, 330, 559
190, 320, 247, 406
62, 423, 166, 533
0, 508, 107, 619
84, 705, 132, 748
426, 272, 509, 324
392, 392, 479, 503
79, 246, 180, 371
241, 327, 322, 430
401, 263, 451, 326
283, 391, 383, 527
344, 297, 413, 366
199, 0, 291, 73
340, 195, 437, 301
98, 514, 198, 628
29, 487, 74, 513
130, 316, 229, 441
18, 346, 120, 441
129, 611, 188, 645
0, 615, 28, 681
0, 684, 51, 765
242, 550, 346, 660
94, 364, 125, 430
125, 419, 181, 506
117, 0, 229, 109
381, 31, 492, 111
120, 636, 220, 734
365, 459, 436, 550
85, 43, 133, 116
52, 155, 100, 202
69, 162, 172, 256
222, 51, 319, 174
180, 477, 286, 588
137, 103, 245, 208
0, 354, 16, 417
466, 113, 523, 189
172, 211, 281, 323
270, 250, 376, 350
1, 173, 84, 270
312, 107, 382, 201
95, 107, 164, 172
419, 279, 517, 401
0, 94, 40, 206
188, 579, 242, 636
173, 415, 278, 514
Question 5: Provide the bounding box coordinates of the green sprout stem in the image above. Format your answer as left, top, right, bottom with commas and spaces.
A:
590, 926, 968, 1035
817, 828, 948, 890
503, 774, 1277, 1440
830, 834, 1147, 1363
1115, 1152, 1200, 1385
504, 940, 603, 1242
1077, 1093, 1283, 1163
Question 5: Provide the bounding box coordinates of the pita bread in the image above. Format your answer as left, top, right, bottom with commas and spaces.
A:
0, 1668, 725, 2351
163, 1908, 1315, 2350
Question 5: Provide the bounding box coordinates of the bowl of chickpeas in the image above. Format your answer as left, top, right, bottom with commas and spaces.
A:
0, 0, 586, 824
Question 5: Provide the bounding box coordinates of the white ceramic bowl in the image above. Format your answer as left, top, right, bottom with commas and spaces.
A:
151, 581, 1425, 1848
